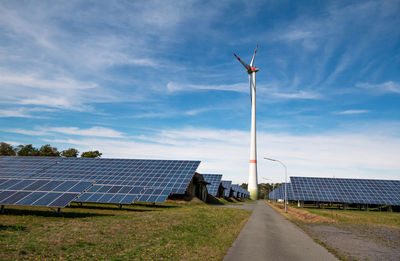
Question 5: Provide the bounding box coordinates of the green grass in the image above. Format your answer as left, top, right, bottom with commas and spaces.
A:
302, 207, 400, 228
0, 202, 250, 260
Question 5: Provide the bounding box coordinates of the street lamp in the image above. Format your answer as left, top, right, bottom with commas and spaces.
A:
264, 157, 288, 213
262, 177, 272, 200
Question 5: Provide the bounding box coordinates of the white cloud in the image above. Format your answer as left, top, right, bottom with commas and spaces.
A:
270, 90, 322, 100
356, 81, 400, 94
41, 126, 400, 184
167, 82, 247, 93
167, 82, 323, 101
3, 126, 125, 138
281, 30, 313, 41
48, 127, 124, 138
335, 110, 369, 115
0, 71, 116, 111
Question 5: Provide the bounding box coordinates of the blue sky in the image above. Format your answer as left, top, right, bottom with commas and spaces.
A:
0, 0, 399, 183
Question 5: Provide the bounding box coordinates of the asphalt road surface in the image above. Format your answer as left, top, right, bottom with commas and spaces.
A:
223, 200, 338, 261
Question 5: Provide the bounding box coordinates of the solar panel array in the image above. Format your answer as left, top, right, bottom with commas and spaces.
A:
201, 174, 223, 196
221, 180, 232, 197
291, 177, 400, 205
0, 156, 201, 206
269, 183, 294, 200
230, 184, 250, 198
0, 178, 93, 207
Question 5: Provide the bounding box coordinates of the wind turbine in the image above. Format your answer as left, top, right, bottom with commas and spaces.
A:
234, 46, 259, 200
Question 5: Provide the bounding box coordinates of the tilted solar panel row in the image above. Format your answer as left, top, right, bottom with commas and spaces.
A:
0, 178, 93, 207
76, 184, 171, 204
291, 177, 400, 205
0, 156, 201, 205
269, 183, 294, 200
202, 174, 223, 196
221, 180, 232, 197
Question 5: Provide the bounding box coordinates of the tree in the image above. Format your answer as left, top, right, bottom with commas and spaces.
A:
81, 150, 102, 158
17, 144, 40, 156
61, 148, 79, 157
39, 144, 60, 156
0, 142, 16, 156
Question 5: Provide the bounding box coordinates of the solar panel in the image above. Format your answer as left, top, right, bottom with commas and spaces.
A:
270, 183, 294, 200
291, 177, 400, 206
0, 157, 61, 179
221, 180, 232, 197
75, 185, 171, 204
0, 157, 201, 204
0, 178, 93, 207
201, 174, 223, 196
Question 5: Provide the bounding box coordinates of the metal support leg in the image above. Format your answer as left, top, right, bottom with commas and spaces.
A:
119, 204, 122, 210
57, 208, 61, 214
1, 205, 4, 214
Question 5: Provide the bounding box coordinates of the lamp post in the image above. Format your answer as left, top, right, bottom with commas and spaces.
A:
262, 177, 271, 200
264, 157, 288, 213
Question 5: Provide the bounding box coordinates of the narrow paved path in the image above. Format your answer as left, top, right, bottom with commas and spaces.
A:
223, 200, 338, 261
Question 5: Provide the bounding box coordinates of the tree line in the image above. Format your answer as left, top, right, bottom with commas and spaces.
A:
0, 142, 102, 158
240, 182, 282, 199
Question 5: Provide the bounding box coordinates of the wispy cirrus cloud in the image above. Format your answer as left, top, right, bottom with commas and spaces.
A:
166, 82, 247, 93
334, 110, 370, 115
3, 126, 125, 138
270, 90, 322, 100
356, 81, 400, 94
167, 81, 323, 100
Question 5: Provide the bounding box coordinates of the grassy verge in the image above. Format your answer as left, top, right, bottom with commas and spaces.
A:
0, 201, 251, 260
266, 201, 400, 228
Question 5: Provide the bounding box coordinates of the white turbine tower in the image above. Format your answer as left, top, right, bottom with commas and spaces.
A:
234, 46, 259, 200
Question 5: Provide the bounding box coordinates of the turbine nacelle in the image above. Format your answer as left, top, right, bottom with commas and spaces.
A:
233, 45, 259, 74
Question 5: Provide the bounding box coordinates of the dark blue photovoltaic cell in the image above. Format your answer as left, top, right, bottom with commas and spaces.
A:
32, 192, 62, 206
108, 186, 123, 193
0, 191, 16, 203
98, 193, 114, 203
0, 178, 93, 207
1, 191, 30, 204
109, 194, 125, 203
39, 180, 64, 191
202, 174, 223, 196
77, 193, 93, 202
68, 182, 93, 193
54, 181, 78, 192
290, 177, 400, 205
0, 180, 20, 189
16, 192, 47, 205
23, 180, 49, 191
87, 193, 103, 202
7, 180, 35, 190
49, 193, 79, 207
120, 194, 137, 204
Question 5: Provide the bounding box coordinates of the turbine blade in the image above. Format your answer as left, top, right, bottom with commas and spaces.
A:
250, 45, 258, 67
234, 53, 251, 71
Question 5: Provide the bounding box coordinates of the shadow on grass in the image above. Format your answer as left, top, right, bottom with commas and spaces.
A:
0, 224, 27, 231
68, 204, 155, 212
133, 202, 180, 209
1, 208, 115, 218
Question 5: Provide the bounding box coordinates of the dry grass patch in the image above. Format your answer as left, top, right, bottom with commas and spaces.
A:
266, 201, 335, 224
